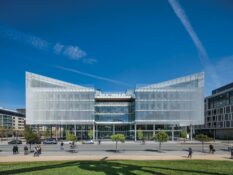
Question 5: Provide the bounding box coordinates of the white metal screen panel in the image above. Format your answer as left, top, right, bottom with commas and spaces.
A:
135, 72, 204, 126
26, 72, 95, 125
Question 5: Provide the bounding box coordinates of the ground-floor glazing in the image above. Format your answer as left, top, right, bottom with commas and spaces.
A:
32, 123, 188, 141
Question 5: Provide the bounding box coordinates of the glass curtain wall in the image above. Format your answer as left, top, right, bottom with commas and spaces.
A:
95, 102, 134, 122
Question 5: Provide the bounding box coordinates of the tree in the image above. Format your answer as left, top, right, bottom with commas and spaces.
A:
43, 129, 50, 139
153, 131, 169, 152
111, 134, 125, 152
180, 130, 187, 143
195, 134, 212, 152
88, 129, 93, 140
137, 129, 144, 143
0, 126, 6, 142
66, 131, 77, 142
24, 127, 40, 151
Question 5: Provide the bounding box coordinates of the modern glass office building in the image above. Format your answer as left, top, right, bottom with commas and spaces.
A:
26, 72, 204, 140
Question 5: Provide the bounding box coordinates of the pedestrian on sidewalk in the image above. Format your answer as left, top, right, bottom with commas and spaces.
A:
60, 141, 64, 150
24, 145, 29, 155
187, 147, 192, 158
12, 145, 16, 155
33, 146, 38, 157
209, 144, 215, 154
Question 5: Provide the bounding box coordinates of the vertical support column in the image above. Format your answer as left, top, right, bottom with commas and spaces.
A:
172, 125, 174, 142
190, 125, 193, 141
113, 124, 115, 135
153, 123, 155, 136
134, 123, 137, 142
74, 124, 76, 136
66, 124, 67, 136
93, 123, 95, 141
60, 125, 61, 138
96, 124, 98, 140
214, 129, 216, 142
55, 125, 57, 140
50, 125, 52, 138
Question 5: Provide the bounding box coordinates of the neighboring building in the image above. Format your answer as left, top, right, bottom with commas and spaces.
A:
196, 82, 233, 139
26, 72, 204, 140
0, 108, 25, 130
16, 108, 26, 115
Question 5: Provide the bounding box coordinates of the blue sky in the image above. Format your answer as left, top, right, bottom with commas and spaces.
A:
0, 0, 233, 109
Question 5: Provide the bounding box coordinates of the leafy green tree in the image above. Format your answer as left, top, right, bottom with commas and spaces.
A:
111, 134, 125, 152
24, 127, 40, 150
180, 130, 187, 142
153, 131, 169, 152
88, 129, 93, 139
66, 131, 77, 142
137, 129, 144, 142
195, 134, 212, 152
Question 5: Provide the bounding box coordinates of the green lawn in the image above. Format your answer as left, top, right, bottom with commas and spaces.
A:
0, 160, 233, 175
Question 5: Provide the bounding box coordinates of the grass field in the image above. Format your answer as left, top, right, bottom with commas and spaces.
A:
0, 160, 233, 175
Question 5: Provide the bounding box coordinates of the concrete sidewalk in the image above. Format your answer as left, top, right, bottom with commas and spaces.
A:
0, 154, 232, 162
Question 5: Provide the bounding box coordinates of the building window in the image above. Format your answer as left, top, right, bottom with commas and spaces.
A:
226, 121, 230, 127
226, 106, 230, 113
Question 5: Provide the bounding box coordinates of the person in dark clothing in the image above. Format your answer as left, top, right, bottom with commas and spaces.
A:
187, 147, 192, 158
209, 144, 213, 153
209, 144, 215, 154
13, 145, 19, 154
37, 145, 41, 156
13, 145, 16, 154
60, 141, 64, 150
24, 145, 28, 155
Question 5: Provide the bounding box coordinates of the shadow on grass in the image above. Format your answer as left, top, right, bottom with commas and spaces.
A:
0, 160, 231, 175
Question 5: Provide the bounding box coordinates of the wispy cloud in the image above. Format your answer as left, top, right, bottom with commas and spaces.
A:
53, 43, 64, 54
82, 58, 97, 64
63, 45, 87, 60
0, 25, 49, 50
0, 25, 94, 63
168, 0, 221, 88
53, 65, 131, 87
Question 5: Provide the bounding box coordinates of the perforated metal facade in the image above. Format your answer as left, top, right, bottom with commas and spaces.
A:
26, 72, 95, 125
135, 72, 204, 125
26, 72, 204, 127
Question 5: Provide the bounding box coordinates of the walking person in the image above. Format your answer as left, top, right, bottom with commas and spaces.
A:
209, 144, 213, 154
24, 145, 29, 155
37, 145, 42, 156
15, 145, 19, 154
187, 147, 193, 158
209, 144, 215, 154
60, 141, 64, 150
12, 145, 16, 155
33, 146, 38, 157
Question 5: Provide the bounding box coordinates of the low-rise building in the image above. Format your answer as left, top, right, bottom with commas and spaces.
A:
0, 108, 25, 131
196, 82, 233, 139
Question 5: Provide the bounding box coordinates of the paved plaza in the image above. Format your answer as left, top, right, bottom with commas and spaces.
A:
0, 141, 232, 162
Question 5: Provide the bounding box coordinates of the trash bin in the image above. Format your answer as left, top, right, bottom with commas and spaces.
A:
231, 148, 233, 159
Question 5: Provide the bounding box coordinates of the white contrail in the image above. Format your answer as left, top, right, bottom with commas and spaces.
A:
53, 65, 131, 87
168, 0, 220, 87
